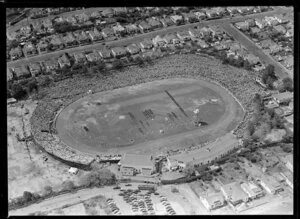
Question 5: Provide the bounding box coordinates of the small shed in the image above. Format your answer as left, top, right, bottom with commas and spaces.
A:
69, 167, 79, 175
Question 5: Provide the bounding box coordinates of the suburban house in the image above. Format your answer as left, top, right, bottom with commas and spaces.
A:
264, 16, 279, 26
43, 59, 59, 72
28, 63, 41, 77
280, 171, 293, 188
250, 27, 261, 34
220, 182, 249, 206
197, 39, 209, 48
101, 27, 115, 38
236, 7, 250, 14
139, 38, 154, 50
285, 28, 293, 37
272, 92, 293, 105
23, 42, 38, 57
274, 14, 289, 24
118, 153, 154, 177
49, 35, 64, 50
164, 34, 180, 45
9, 47, 23, 60
73, 52, 87, 63
101, 8, 114, 17
42, 18, 54, 33
98, 48, 112, 59
147, 18, 162, 29
159, 17, 174, 27
113, 7, 127, 15
245, 18, 256, 27
235, 21, 250, 31
283, 55, 293, 69
75, 13, 89, 24
62, 32, 78, 48
170, 15, 184, 25
200, 193, 226, 210
7, 68, 14, 82
281, 154, 293, 173
125, 24, 139, 34
85, 51, 101, 62
194, 11, 206, 20
57, 54, 71, 68
189, 28, 204, 40
165, 157, 187, 171
244, 53, 260, 65
214, 7, 227, 16
111, 46, 127, 58
240, 182, 264, 200
112, 23, 126, 36
182, 12, 198, 23
176, 30, 192, 41
37, 39, 48, 54
138, 21, 152, 33
226, 7, 239, 15
13, 66, 31, 80
73, 31, 90, 45
255, 18, 268, 29
19, 25, 32, 37
273, 25, 287, 34
152, 35, 166, 47
90, 11, 101, 19
205, 8, 218, 19
259, 39, 276, 49
87, 28, 103, 42
65, 16, 77, 25
258, 175, 284, 194
126, 43, 141, 55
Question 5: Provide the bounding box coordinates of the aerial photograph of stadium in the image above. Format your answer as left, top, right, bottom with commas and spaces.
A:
6, 5, 294, 216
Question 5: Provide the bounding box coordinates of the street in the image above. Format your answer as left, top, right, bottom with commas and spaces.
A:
7, 7, 292, 73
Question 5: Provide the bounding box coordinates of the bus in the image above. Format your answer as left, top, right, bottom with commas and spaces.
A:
138, 184, 157, 191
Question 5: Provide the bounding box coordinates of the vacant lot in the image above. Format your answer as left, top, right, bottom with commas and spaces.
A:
7, 100, 87, 200
55, 78, 243, 155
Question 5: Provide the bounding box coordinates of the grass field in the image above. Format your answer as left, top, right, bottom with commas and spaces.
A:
55, 78, 244, 155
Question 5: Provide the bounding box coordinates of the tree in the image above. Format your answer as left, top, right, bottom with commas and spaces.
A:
23, 191, 34, 202
183, 164, 195, 178
43, 185, 53, 196
112, 59, 124, 70
11, 83, 27, 99
282, 77, 293, 92
62, 180, 76, 192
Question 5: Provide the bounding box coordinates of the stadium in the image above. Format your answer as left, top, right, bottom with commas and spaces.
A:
30, 54, 264, 168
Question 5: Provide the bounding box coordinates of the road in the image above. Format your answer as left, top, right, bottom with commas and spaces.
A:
7, 7, 291, 69
9, 186, 115, 216
222, 23, 293, 79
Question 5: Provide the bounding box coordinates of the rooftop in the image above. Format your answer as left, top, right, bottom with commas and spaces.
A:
120, 153, 153, 168
221, 182, 248, 202
272, 92, 293, 101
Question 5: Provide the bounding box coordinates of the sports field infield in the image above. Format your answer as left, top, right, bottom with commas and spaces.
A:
55, 78, 245, 155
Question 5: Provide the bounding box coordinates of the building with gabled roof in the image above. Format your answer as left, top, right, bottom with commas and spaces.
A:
147, 18, 162, 29
280, 171, 293, 188
118, 153, 154, 176
125, 24, 139, 34
126, 43, 141, 55
152, 35, 166, 47
164, 34, 180, 44
101, 27, 115, 38
159, 17, 174, 27
111, 46, 127, 58
9, 46, 23, 60
200, 192, 226, 210
112, 23, 126, 35
220, 182, 249, 206
73, 52, 87, 63
73, 31, 90, 45
101, 8, 114, 17
140, 38, 154, 50
259, 175, 284, 194
37, 39, 48, 54
240, 182, 265, 200
87, 28, 103, 42
28, 62, 42, 77
13, 66, 31, 80
85, 51, 101, 62
62, 32, 78, 48
170, 15, 183, 25
176, 30, 191, 41
98, 47, 112, 59
23, 42, 38, 57
272, 92, 293, 105
43, 59, 59, 72
57, 54, 71, 68
49, 35, 64, 50
138, 21, 152, 32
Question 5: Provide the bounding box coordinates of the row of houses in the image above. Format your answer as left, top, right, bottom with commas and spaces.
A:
234, 13, 294, 72
200, 171, 290, 211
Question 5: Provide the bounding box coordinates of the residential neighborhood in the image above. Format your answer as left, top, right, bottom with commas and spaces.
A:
7, 6, 293, 217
